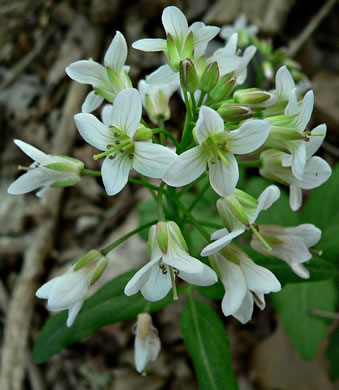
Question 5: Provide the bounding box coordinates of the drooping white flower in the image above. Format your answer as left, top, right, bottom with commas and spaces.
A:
260, 139, 331, 211
209, 33, 257, 84
36, 250, 107, 327
210, 245, 281, 323
220, 15, 259, 45
132, 6, 220, 72
74, 88, 177, 196
138, 69, 179, 124
163, 106, 269, 196
201, 185, 280, 256
66, 31, 132, 112
124, 221, 217, 301
250, 224, 321, 279
134, 313, 161, 375
265, 90, 314, 180
8, 140, 84, 197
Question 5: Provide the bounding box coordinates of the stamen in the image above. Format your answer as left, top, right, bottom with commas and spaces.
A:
208, 138, 229, 166
93, 140, 130, 160
250, 224, 272, 251
310, 248, 323, 256
18, 165, 31, 171
169, 266, 178, 300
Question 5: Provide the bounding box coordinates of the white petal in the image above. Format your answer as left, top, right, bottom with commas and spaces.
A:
81, 91, 104, 113
101, 153, 132, 196
74, 113, 112, 151
195, 106, 224, 144
297, 156, 331, 189
193, 25, 220, 47
146, 64, 179, 86
66, 299, 84, 327
14, 140, 51, 165
297, 90, 314, 131
240, 256, 281, 293
65, 60, 107, 86
275, 66, 295, 100
8, 169, 60, 195
306, 124, 326, 159
235, 46, 256, 84
249, 185, 280, 223
223, 33, 238, 55
216, 255, 247, 316
290, 263, 310, 279
227, 119, 269, 154
232, 291, 254, 324
124, 257, 161, 296
104, 31, 127, 71
162, 146, 207, 187
291, 141, 306, 180
208, 152, 239, 196
133, 143, 176, 178
291, 224, 322, 248
162, 6, 188, 38
179, 263, 218, 286
211, 228, 229, 240
164, 247, 204, 274
141, 264, 172, 301
111, 88, 141, 137
189, 22, 208, 58
132, 38, 167, 52
289, 184, 302, 211
201, 227, 245, 257
35, 277, 59, 299
101, 104, 113, 126
285, 89, 298, 115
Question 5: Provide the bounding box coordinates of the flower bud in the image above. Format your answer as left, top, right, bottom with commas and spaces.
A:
217, 104, 253, 122
233, 88, 276, 106
180, 59, 199, 93
199, 62, 219, 93
209, 73, 236, 102
133, 126, 153, 142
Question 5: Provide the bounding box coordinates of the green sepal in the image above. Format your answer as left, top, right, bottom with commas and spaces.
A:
156, 221, 169, 254
45, 162, 82, 173
234, 88, 271, 104
106, 67, 125, 92
217, 104, 253, 122
93, 87, 113, 103
181, 30, 194, 60
168, 221, 189, 251
209, 73, 236, 102
180, 58, 199, 93
74, 249, 103, 271
91, 256, 108, 285
133, 127, 153, 142
50, 176, 81, 187
167, 33, 181, 72
200, 61, 220, 93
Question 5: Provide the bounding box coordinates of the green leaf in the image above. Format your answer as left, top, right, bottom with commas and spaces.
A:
179, 295, 238, 390
326, 326, 339, 380
33, 271, 172, 363
272, 280, 336, 360
198, 280, 224, 300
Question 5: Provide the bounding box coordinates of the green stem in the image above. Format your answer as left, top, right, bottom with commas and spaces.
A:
128, 177, 159, 193
157, 182, 166, 221
197, 91, 207, 109
238, 159, 262, 168
190, 92, 197, 119
101, 220, 157, 256
152, 128, 179, 148
188, 180, 211, 212
183, 88, 192, 121
158, 118, 166, 146
177, 173, 207, 198
81, 169, 101, 177
169, 266, 178, 300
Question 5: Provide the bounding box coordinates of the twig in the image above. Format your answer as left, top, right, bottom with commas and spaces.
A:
288, 0, 337, 57
310, 309, 339, 320
0, 19, 102, 390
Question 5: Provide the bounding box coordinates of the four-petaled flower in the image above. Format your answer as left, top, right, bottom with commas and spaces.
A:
163, 106, 269, 197
74, 88, 176, 195
124, 221, 217, 301
8, 140, 84, 198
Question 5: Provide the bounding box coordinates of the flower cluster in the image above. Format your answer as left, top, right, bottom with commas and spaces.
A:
8, 5, 331, 374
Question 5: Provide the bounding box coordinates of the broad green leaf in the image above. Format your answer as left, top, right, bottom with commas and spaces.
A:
326, 326, 339, 380
272, 280, 336, 360
33, 271, 172, 363
180, 295, 238, 390
302, 164, 339, 231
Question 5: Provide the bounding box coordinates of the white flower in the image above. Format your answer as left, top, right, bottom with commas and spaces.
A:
8, 140, 84, 197
220, 15, 259, 43
66, 31, 132, 112
260, 136, 331, 211
124, 222, 217, 301
134, 313, 161, 375
163, 106, 269, 196
201, 185, 280, 256
250, 224, 321, 279
211, 245, 281, 323
265, 90, 314, 180
273, 66, 296, 102
138, 69, 179, 124
209, 33, 257, 84
74, 88, 177, 196
132, 6, 220, 72
36, 250, 107, 327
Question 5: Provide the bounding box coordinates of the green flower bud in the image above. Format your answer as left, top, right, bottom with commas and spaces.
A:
74, 249, 104, 270
209, 73, 236, 102
199, 62, 219, 93
180, 59, 199, 93
234, 88, 273, 105
156, 221, 169, 254
217, 104, 253, 122
133, 126, 153, 142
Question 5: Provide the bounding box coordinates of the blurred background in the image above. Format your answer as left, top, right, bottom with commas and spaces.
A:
0, 0, 338, 389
